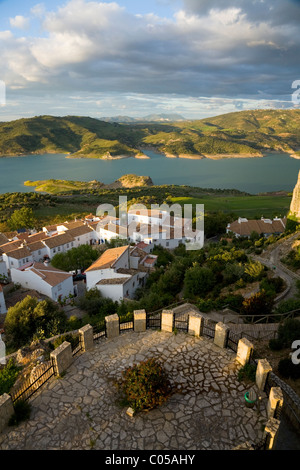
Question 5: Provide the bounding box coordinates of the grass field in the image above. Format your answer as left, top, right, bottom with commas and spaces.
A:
170, 195, 292, 218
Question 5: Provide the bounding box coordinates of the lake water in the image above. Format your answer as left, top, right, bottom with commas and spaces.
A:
0, 150, 299, 195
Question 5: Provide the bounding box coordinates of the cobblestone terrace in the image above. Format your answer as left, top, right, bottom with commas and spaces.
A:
0, 330, 267, 450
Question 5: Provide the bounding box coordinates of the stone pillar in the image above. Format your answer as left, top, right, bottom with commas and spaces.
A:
214, 322, 229, 348
134, 309, 147, 332
79, 324, 94, 351
256, 359, 272, 391
105, 314, 120, 339
50, 341, 73, 376
161, 310, 174, 333
263, 417, 281, 450
188, 313, 204, 337
236, 337, 254, 366
267, 387, 284, 419
0, 393, 14, 433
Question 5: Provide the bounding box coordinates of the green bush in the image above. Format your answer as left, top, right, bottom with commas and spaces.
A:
52, 333, 79, 351
118, 358, 172, 413
237, 363, 257, 383
0, 359, 21, 395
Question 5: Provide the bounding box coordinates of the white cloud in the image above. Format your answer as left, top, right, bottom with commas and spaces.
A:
9, 15, 30, 30
0, 0, 298, 119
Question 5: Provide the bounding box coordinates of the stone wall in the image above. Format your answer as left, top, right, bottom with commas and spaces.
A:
1, 308, 299, 448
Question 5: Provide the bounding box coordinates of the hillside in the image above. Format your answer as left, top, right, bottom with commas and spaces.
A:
0, 109, 300, 159
24, 174, 154, 194
0, 115, 146, 159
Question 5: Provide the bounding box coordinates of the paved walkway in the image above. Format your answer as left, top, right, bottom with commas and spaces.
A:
0, 330, 268, 450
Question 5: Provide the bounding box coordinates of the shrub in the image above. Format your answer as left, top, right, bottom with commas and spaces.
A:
277, 319, 300, 349
0, 359, 21, 395
237, 363, 257, 383
118, 358, 172, 413
8, 399, 32, 426
52, 333, 79, 351
278, 357, 300, 380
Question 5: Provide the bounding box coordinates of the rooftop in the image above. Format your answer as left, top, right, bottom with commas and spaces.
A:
23, 262, 72, 287
85, 245, 129, 272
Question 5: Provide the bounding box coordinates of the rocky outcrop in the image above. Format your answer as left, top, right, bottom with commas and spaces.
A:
289, 170, 300, 219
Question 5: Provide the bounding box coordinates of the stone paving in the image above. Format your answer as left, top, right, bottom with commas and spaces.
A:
0, 330, 268, 450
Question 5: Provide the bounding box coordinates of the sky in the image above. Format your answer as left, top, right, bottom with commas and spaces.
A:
0, 0, 299, 121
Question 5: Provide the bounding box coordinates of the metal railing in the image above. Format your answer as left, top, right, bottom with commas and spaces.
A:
10, 360, 55, 404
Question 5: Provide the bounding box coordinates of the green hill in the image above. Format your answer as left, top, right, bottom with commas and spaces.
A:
0, 115, 145, 159
1, 109, 300, 159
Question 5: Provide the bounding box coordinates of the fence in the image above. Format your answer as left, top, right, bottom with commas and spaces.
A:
3, 303, 300, 448
9, 360, 55, 404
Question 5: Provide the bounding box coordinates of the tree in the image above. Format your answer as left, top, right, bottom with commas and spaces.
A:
241, 291, 274, 318
183, 265, 216, 298
78, 288, 117, 317
4, 296, 67, 350
51, 244, 99, 272
8, 207, 37, 230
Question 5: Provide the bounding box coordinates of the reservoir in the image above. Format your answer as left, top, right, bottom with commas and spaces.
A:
0, 150, 299, 194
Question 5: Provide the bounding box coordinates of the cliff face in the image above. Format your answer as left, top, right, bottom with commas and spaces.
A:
290, 170, 300, 219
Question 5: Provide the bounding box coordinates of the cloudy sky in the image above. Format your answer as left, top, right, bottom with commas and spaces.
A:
0, 0, 299, 121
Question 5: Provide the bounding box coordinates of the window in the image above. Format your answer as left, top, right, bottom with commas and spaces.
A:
38, 250, 41, 255
53, 248, 56, 253
58, 284, 62, 291
58, 247, 61, 252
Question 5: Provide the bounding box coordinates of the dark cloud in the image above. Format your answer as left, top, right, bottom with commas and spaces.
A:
0, 0, 299, 118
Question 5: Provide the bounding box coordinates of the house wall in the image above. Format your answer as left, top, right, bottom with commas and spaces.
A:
44, 241, 75, 258
96, 283, 124, 303
51, 276, 74, 302
10, 268, 73, 302
0, 260, 8, 278
0, 291, 6, 314
123, 272, 144, 299
86, 267, 121, 290
72, 233, 93, 248
3, 254, 33, 271
30, 247, 48, 263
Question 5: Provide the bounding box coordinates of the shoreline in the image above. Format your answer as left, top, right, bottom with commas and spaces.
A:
0, 148, 292, 160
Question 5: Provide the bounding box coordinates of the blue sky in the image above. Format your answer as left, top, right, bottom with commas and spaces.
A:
0, 0, 299, 121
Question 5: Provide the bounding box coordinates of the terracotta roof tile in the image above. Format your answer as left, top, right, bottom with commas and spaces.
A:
85, 245, 129, 272
26, 262, 72, 287
6, 246, 32, 260
42, 232, 75, 249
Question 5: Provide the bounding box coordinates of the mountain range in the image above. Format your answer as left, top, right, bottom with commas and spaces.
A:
0, 109, 299, 159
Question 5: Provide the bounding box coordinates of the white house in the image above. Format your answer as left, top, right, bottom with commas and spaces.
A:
66, 225, 95, 247
27, 241, 49, 263
10, 262, 75, 303
226, 217, 287, 238
2, 246, 33, 271
0, 285, 7, 314
0, 255, 8, 280
85, 245, 151, 302
42, 232, 76, 258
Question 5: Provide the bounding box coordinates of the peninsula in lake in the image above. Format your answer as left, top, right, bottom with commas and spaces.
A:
0, 109, 300, 160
